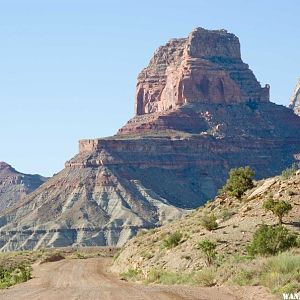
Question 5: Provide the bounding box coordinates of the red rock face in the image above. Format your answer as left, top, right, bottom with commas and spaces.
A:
135, 28, 269, 115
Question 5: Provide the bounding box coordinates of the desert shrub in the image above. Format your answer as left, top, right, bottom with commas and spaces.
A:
263, 198, 292, 224
120, 268, 142, 281
194, 267, 216, 286
75, 252, 86, 259
218, 208, 236, 221
281, 163, 298, 179
219, 166, 254, 199
201, 213, 218, 231
140, 250, 154, 259
247, 224, 297, 256
0, 264, 31, 289
260, 252, 300, 293
162, 231, 183, 249
145, 268, 216, 286
198, 239, 217, 266
232, 269, 255, 286
145, 269, 193, 285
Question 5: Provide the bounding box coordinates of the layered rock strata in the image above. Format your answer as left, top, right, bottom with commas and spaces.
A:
0, 162, 47, 212
0, 28, 300, 251
135, 28, 269, 116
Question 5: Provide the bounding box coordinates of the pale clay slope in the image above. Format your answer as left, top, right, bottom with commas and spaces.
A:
0, 166, 187, 251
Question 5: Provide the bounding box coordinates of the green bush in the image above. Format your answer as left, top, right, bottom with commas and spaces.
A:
201, 214, 218, 231
263, 198, 292, 225
219, 166, 255, 199
162, 231, 183, 249
0, 264, 31, 289
247, 224, 297, 256
198, 239, 217, 266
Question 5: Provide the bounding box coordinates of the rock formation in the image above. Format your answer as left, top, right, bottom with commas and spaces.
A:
1, 28, 300, 251
135, 28, 269, 116
0, 162, 47, 212
289, 77, 300, 115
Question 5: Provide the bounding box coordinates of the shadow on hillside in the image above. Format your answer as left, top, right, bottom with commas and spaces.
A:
286, 221, 300, 228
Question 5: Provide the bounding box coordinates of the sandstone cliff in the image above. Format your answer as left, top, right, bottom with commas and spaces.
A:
289, 77, 300, 115
135, 28, 269, 116
0, 162, 47, 212
0, 28, 300, 251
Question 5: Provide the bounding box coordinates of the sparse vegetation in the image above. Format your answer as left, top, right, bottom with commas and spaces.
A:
162, 231, 183, 249
0, 264, 31, 289
281, 163, 298, 179
113, 251, 121, 262
197, 239, 217, 266
247, 224, 298, 256
75, 252, 86, 259
140, 250, 154, 259
219, 166, 255, 199
114, 170, 300, 298
232, 251, 300, 294
218, 208, 236, 221
200, 213, 218, 231
144, 268, 216, 286
263, 197, 292, 224
120, 268, 142, 281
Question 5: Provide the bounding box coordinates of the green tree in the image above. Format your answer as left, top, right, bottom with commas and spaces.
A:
200, 213, 218, 231
198, 239, 217, 266
263, 198, 292, 225
247, 224, 297, 256
220, 166, 255, 199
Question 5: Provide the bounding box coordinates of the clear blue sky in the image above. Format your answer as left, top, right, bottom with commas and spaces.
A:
1, 0, 300, 176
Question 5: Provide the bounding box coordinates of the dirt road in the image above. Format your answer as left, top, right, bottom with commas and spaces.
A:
0, 257, 276, 300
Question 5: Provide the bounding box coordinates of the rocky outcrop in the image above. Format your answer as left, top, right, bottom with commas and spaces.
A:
289, 77, 300, 115
135, 28, 269, 116
0, 162, 47, 212
0, 28, 300, 251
